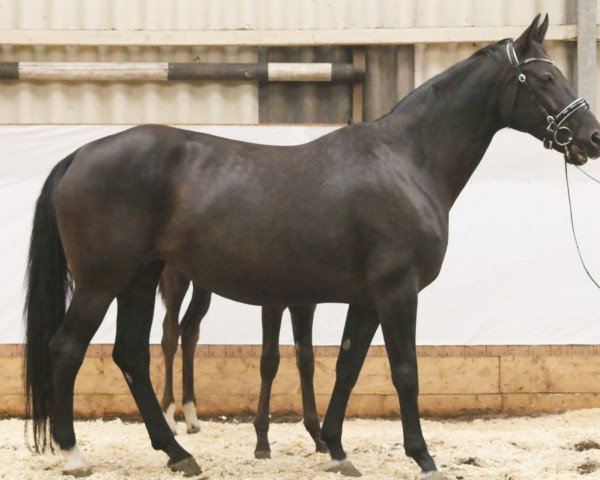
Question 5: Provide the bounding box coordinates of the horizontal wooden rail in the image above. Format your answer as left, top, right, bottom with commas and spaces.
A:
1, 344, 600, 417
1, 344, 599, 357
0, 25, 579, 47
0, 62, 363, 82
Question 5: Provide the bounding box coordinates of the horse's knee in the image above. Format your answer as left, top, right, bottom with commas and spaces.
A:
295, 345, 315, 368
260, 350, 280, 380
390, 363, 419, 397
180, 324, 200, 348
161, 319, 180, 354
161, 334, 179, 357
112, 345, 148, 382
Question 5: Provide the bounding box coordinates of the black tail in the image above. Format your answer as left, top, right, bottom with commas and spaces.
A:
24, 153, 75, 453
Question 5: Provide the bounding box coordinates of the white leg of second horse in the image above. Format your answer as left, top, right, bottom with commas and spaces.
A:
62, 445, 92, 477
183, 401, 201, 434
163, 403, 178, 435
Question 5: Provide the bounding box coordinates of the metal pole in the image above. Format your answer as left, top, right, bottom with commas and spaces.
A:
577, 0, 597, 114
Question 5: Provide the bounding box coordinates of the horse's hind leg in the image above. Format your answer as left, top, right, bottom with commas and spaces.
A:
289, 304, 328, 453
114, 260, 201, 476
49, 287, 116, 476
180, 285, 211, 434
253, 305, 285, 459
160, 267, 189, 434
320, 303, 379, 477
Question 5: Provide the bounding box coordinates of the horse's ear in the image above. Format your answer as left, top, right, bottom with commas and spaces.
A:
535, 14, 549, 44
515, 14, 541, 52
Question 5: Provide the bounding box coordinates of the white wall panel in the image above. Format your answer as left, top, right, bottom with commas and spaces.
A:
2, 126, 600, 345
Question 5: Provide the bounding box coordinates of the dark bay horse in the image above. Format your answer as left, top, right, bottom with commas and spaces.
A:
158, 265, 326, 457
24, 15, 600, 479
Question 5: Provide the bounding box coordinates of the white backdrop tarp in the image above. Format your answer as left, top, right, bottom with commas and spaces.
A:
1, 125, 600, 346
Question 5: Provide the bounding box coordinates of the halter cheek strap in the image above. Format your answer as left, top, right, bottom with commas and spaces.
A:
505, 40, 588, 151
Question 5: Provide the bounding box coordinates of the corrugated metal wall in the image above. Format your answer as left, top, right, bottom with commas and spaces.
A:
0, 0, 572, 29
0, 0, 587, 124
0, 46, 258, 124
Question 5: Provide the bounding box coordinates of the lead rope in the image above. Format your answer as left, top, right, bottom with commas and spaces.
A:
564, 162, 600, 289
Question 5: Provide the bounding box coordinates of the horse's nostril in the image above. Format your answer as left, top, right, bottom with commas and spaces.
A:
592, 132, 600, 146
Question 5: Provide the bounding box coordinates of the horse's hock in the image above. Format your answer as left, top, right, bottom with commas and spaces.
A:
2, 344, 600, 418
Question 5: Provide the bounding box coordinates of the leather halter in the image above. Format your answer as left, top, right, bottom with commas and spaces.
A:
506, 40, 588, 151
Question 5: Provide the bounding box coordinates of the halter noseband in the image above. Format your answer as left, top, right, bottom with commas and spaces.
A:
506, 40, 588, 152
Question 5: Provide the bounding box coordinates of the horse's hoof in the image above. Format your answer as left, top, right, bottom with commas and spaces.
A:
323, 459, 362, 477
416, 471, 449, 480
315, 441, 329, 454
187, 425, 201, 435
62, 468, 93, 478
254, 450, 271, 459
168, 457, 202, 477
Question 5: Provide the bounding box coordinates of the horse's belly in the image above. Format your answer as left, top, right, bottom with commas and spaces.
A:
166, 238, 365, 305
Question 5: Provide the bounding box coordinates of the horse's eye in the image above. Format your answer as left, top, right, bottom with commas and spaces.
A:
540, 74, 554, 84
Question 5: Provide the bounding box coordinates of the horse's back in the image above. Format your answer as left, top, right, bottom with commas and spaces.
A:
54, 124, 368, 302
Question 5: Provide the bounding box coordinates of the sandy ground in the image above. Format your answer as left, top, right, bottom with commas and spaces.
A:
2, 410, 600, 479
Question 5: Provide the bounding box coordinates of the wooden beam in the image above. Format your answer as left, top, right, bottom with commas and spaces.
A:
3, 347, 600, 417
1, 62, 363, 83
0, 25, 579, 47
3, 344, 600, 357
352, 48, 365, 123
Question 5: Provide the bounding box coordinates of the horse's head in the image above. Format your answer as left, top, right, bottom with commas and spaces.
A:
498, 14, 600, 165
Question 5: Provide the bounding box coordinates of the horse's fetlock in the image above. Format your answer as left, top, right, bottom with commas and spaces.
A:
303, 415, 320, 431
405, 442, 428, 461
53, 431, 76, 451
320, 427, 340, 446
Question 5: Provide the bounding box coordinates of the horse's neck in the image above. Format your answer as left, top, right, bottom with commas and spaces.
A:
380, 55, 506, 207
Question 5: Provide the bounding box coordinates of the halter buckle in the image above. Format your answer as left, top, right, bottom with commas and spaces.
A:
518, 73, 526, 83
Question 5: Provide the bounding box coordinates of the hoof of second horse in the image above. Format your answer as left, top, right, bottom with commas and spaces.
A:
62, 468, 93, 478
323, 459, 362, 477
315, 441, 329, 454
416, 471, 449, 480
187, 425, 201, 435
168, 457, 202, 477
254, 450, 271, 459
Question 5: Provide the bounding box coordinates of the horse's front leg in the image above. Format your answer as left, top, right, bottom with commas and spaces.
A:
289, 304, 328, 453
320, 303, 379, 477
375, 277, 447, 480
